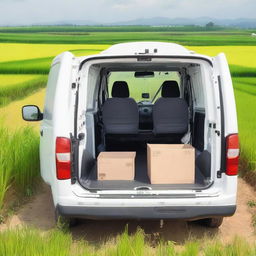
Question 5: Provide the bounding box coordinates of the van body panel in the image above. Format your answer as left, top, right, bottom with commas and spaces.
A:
40, 52, 75, 185
213, 53, 238, 135
57, 205, 236, 220
212, 53, 238, 198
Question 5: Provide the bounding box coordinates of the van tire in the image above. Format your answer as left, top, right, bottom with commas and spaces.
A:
55, 208, 77, 228
199, 217, 224, 228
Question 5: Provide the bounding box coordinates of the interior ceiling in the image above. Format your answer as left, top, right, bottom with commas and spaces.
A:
93, 62, 195, 72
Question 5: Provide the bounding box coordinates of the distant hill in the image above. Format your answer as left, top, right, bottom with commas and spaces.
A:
108, 17, 256, 28
38, 17, 256, 29
32, 20, 101, 26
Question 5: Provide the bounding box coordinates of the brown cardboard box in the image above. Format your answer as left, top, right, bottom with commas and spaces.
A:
97, 152, 136, 180
147, 144, 195, 184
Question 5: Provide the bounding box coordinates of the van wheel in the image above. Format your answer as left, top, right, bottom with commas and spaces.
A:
55, 208, 77, 229
199, 217, 224, 228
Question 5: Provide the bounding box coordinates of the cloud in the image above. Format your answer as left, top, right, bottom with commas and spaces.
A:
0, 0, 255, 25
112, 0, 180, 11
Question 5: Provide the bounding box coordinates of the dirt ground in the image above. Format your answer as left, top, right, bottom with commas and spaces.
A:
1, 178, 256, 245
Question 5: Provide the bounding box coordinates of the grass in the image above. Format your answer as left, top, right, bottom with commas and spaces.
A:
0, 88, 45, 130
0, 45, 255, 76
1, 44, 255, 67
203, 237, 256, 256
0, 45, 256, 77
233, 78, 256, 181
0, 30, 256, 46
0, 76, 45, 209
0, 227, 72, 256
0, 42, 254, 208
0, 35, 254, 193
0, 128, 12, 210
0, 27, 256, 253
0, 227, 256, 256
0, 127, 40, 209
189, 46, 256, 68
0, 75, 47, 106
230, 65, 256, 77
0, 25, 229, 33
0, 74, 41, 87
0, 43, 108, 62
253, 215, 256, 229
0, 57, 52, 74
247, 200, 256, 233
233, 78, 256, 95
0, 52, 99, 75
0, 48, 104, 74
247, 200, 256, 208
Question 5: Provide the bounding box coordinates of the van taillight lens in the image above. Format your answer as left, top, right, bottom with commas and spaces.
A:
56, 137, 71, 180
226, 134, 239, 176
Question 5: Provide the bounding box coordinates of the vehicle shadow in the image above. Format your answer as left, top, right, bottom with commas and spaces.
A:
70, 218, 219, 246
15, 179, 256, 245
15, 184, 219, 244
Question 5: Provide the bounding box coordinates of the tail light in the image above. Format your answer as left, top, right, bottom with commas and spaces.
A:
56, 137, 71, 180
226, 134, 239, 176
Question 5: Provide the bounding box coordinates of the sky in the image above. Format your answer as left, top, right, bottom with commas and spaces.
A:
0, 0, 255, 25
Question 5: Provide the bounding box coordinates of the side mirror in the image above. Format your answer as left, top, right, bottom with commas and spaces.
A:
22, 105, 43, 121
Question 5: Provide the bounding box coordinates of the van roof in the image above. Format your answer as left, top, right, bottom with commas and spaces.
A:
76, 42, 213, 67
100, 42, 192, 56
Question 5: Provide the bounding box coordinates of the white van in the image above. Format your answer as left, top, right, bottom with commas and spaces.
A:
22, 42, 239, 227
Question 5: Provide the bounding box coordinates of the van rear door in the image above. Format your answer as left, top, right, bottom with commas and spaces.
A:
212, 53, 239, 178
40, 52, 76, 184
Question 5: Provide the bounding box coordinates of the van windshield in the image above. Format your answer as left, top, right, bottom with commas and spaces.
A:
108, 71, 181, 103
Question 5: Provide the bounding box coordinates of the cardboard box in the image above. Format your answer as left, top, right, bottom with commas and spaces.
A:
97, 152, 136, 180
147, 144, 195, 184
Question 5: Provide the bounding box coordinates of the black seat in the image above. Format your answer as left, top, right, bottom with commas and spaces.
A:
153, 80, 189, 136
102, 81, 139, 134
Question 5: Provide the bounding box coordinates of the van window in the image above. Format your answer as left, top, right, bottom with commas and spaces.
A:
108, 71, 181, 102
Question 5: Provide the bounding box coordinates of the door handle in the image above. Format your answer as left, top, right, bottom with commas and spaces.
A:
40, 129, 43, 136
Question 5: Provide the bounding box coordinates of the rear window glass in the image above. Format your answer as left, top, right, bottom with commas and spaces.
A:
108, 71, 181, 102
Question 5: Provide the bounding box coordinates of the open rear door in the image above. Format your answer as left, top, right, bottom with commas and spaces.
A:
212, 53, 238, 178
40, 52, 77, 184
213, 53, 238, 135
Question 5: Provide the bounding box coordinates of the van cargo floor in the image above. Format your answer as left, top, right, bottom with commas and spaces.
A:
80, 150, 210, 191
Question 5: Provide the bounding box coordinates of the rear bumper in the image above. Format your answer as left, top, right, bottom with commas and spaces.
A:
57, 204, 236, 220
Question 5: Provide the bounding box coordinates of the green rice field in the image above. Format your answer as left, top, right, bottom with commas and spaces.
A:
0, 127, 39, 209
0, 227, 256, 256
0, 28, 255, 206
0, 75, 47, 106
0, 27, 256, 46
0, 27, 255, 198
0, 26, 256, 254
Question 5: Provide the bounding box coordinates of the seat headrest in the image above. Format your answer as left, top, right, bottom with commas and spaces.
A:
161, 81, 180, 98
111, 81, 129, 98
